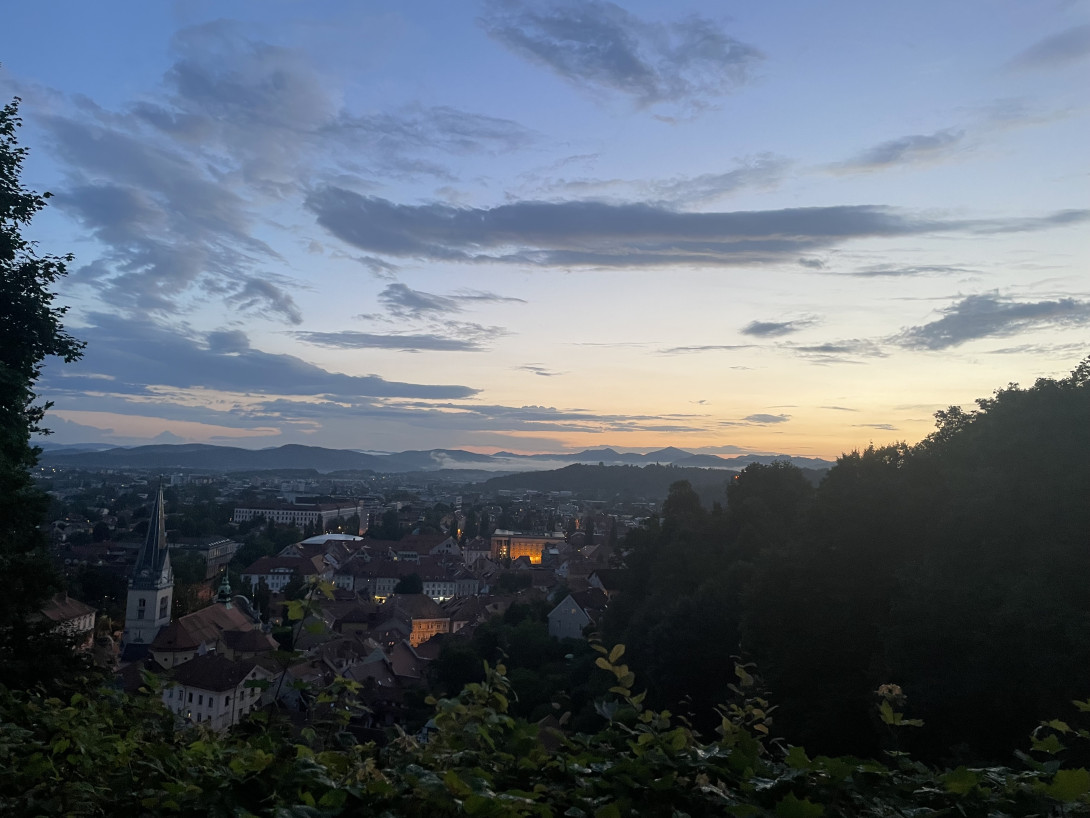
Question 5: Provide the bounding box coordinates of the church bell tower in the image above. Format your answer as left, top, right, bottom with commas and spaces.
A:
122, 482, 174, 648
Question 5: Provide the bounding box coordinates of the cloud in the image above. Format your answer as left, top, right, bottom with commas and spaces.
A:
660, 344, 755, 355
1008, 24, 1090, 70
378, 283, 459, 317
307, 189, 1090, 268
29, 21, 536, 324
647, 154, 790, 204
789, 339, 888, 364
291, 329, 489, 353
893, 294, 1090, 350
797, 257, 826, 269
833, 129, 965, 172
983, 342, 1089, 356
847, 264, 974, 278
743, 413, 790, 424
43, 315, 479, 399
329, 104, 535, 163
821, 406, 858, 412
852, 423, 898, 431
479, 0, 763, 108
517, 364, 565, 376
372, 283, 525, 319
740, 318, 817, 337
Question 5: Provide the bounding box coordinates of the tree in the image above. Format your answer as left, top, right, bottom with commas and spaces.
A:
0, 97, 85, 689
393, 573, 423, 595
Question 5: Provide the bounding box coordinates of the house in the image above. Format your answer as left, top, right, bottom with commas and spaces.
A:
39, 592, 96, 649
388, 593, 451, 647
489, 530, 566, 564
240, 554, 329, 594
149, 579, 277, 669
162, 654, 271, 730
547, 589, 608, 640
232, 500, 361, 531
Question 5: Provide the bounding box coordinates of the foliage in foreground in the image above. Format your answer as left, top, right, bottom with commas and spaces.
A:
2, 649, 1090, 817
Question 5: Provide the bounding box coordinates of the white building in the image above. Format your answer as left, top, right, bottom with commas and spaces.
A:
162, 654, 272, 730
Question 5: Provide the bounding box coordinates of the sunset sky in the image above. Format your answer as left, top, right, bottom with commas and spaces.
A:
3, 1, 1088, 460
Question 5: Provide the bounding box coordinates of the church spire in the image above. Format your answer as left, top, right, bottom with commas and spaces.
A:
132, 481, 170, 590
122, 480, 174, 654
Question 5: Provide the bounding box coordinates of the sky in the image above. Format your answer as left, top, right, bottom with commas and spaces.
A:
2, 0, 1088, 460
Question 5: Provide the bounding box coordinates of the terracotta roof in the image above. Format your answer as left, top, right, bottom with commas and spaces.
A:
151, 620, 201, 651
390, 593, 446, 621
171, 654, 259, 692
221, 629, 279, 653
40, 593, 95, 624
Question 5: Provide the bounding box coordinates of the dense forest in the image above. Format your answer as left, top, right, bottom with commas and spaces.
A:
606, 360, 1090, 764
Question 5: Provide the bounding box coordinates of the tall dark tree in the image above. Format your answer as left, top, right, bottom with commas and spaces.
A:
0, 97, 85, 688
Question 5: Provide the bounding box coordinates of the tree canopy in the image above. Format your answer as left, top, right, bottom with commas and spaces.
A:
0, 97, 85, 688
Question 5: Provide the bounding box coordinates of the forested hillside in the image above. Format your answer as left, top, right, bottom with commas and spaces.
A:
607, 359, 1090, 762
480, 462, 826, 504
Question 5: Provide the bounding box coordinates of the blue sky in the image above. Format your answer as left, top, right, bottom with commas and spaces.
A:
3, 0, 1088, 458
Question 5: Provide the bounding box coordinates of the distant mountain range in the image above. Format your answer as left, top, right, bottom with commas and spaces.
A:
37, 442, 834, 475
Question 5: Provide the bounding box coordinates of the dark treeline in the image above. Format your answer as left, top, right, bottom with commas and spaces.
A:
605, 359, 1090, 763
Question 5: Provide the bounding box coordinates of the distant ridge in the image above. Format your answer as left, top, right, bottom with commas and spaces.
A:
38, 442, 834, 475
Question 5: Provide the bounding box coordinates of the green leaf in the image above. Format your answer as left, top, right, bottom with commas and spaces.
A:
1032, 733, 1065, 755
785, 746, 811, 770
1047, 768, 1090, 802
595, 805, 621, 818
318, 789, 347, 809
775, 792, 824, 818
942, 766, 979, 795
878, 700, 896, 725
608, 644, 625, 663
595, 657, 613, 672
464, 794, 491, 814
444, 770, 472, 797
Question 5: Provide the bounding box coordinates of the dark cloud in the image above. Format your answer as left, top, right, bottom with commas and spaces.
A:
517, 364, 564, 376
797, 257, 826, 269
308, 188, 1089, 268
790, 340, 888, 364
893, 294, 1090, 350
833, 129, 964, 172
743, 413, 790, 424
31, 22, 536, 324
847, 264, 974, 278
291, 330, 486, 353
821, 406, 859, 412
740, 318, 816, 337
373, 283, 525, 318
379, 283, 459, 317
479, 0, 763, 107
852, 423, 898, 431
1008, 24, 1090, 70
42, 315, 478, 399
983, 342, 1088, 356
454, 289, 528, 305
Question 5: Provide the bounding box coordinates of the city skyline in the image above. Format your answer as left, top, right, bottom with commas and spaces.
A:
3, 1, 1088, 460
